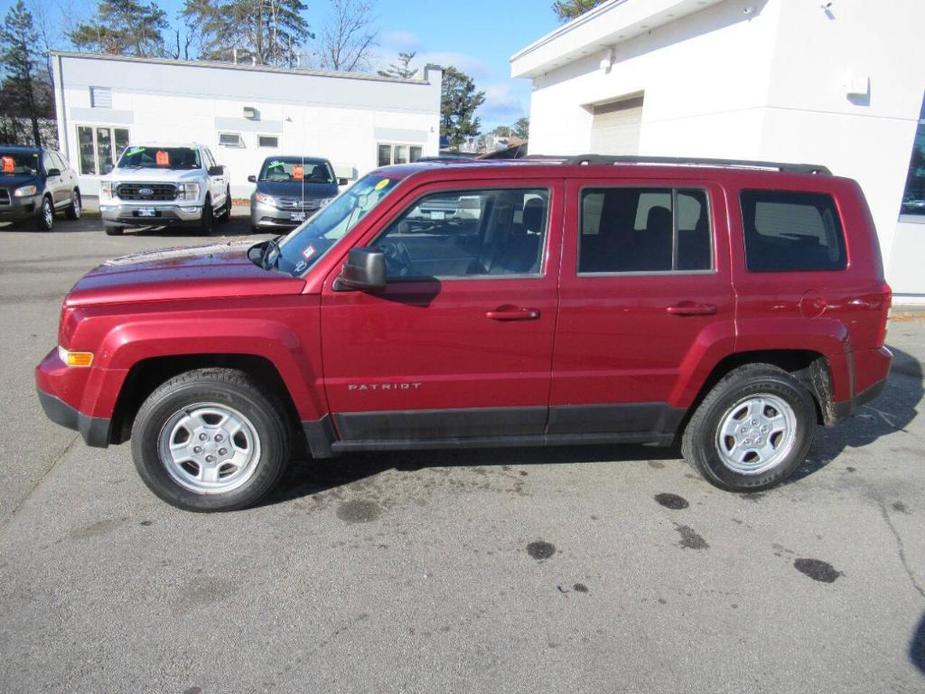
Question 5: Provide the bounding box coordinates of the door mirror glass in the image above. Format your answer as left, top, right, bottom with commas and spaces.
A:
335, 248, 386, 291
338, 177, 349, 186
248, 174, 257, 183
208, 165, 224, 176
46, 168, 61, 178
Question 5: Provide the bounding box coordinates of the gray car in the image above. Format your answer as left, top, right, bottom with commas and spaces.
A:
249, 156, 342, 232
0, 146, 81, 231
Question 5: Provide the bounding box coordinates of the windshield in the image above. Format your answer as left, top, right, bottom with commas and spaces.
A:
267, 173, 401, 275
117, 146, 201, 170
0, 151, 40, 176
260, 158, 334, 184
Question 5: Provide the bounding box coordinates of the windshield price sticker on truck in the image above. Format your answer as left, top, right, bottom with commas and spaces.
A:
1, 156, 14, 173
292, 165, 304, 181
155, 150, 170, 166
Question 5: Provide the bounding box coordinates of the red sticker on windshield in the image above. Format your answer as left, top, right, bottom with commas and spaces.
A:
155, 150, 170, 166
1, 156, 14, 173
302, 244, 316, 260
293, 165, 304, 181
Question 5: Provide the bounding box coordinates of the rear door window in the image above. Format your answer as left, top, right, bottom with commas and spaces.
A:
578, 187, 712, 273
740, 190, 846, 272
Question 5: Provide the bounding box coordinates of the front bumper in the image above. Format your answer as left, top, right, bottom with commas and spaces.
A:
37, 389, 111, 447
250, 199, 320, 230
100, 202, 203, 228
0, 194, 39, 221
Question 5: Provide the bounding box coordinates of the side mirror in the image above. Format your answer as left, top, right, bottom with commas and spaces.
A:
247, 174, 257, 183
208, 165, 224, 176
46, 168, 61, 178
334, 248, 386, 291
338, 177, 349, 186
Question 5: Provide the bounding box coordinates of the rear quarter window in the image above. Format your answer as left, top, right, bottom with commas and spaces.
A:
740, 190, 846, 272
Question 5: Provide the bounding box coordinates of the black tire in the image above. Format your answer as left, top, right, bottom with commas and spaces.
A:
36, 195, 54, 231
131, 368, 291, 512
65, 189, 81, 220
218, 187, 231, 222
105, 225, 124, 236
200, 195, 214, 234
681, 364, 816, 492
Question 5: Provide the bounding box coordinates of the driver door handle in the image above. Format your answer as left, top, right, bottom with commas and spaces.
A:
485, 305, 541, 321
666, 302, 717, 316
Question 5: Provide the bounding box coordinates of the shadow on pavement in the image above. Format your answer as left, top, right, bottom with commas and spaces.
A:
267, 345, 923, 504
912, 610, 925, 676
266, 442, 681, 506
792, 344, 923, 481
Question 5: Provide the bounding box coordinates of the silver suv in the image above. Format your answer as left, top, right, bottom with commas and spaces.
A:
99, 143, 231, 236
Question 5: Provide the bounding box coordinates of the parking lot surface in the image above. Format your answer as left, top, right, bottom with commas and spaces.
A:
1, 212, 924, 693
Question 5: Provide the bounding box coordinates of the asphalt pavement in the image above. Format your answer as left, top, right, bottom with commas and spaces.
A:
1, 210, 923, 693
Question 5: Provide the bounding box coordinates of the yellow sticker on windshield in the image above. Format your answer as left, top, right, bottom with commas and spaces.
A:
374, 178, 390, 191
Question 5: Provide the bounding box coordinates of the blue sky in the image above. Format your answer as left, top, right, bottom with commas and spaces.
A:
5, 0, 561, 130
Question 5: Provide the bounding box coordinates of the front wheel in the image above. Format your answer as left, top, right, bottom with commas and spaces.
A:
131, 368, 291, 512
36, 196, 54, 231
681, 364, 816, 492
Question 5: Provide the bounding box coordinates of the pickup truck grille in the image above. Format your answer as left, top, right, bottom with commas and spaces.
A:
0, 189, 10, 206
117, 183, 178, 201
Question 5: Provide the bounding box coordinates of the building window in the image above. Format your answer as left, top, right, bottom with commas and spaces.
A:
76, 125, 129, 175
89, 86, 112, 109
258, 135, 278, 148
377, 143, 424, 167
219, 132, 244, 147
900, 95, 925, 221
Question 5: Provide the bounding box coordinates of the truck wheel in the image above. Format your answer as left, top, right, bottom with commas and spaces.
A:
200, 195, 214, 234
131, 368, 291, 512
105, 225, 124, 236
65, 189, 81, 220
681, 364, 816, 492
218, 187, 231, 222
36, 196, 54, 231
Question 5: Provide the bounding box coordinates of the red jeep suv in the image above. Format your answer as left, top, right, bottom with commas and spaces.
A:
36, 156, 892, 511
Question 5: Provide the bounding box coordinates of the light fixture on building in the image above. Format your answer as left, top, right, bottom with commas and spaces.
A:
600, 48, 615, 74
243, 106, 258, 120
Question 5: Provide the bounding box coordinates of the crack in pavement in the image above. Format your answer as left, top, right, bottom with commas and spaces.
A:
876, 496, 925, 601
0, 433, 80, 535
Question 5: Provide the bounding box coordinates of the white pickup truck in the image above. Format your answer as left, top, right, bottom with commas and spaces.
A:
99, 143, 231, 236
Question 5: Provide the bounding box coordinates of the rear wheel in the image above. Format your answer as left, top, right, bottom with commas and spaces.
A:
65, 189, 81, 220
36, 196, 54, 231
105, 225, 124, 236
681, 364, 816, 492
131, 368, 291, 512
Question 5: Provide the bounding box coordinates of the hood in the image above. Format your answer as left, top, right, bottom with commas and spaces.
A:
0, 173, 40, 188
256, 180, 338, 199
65, 240, 305, 307
105, 167, 202, 183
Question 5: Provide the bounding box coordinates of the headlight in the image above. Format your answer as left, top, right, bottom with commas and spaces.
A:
255, 192, 276, 206
100, 181, 114, 200
177, 183, 200, 201
13, 184, 37, 197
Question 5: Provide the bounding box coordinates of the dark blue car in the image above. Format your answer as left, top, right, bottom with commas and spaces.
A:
249, 156, 342, 232
0, 145, 82, 231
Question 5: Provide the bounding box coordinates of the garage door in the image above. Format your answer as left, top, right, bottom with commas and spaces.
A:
590, 95, 644, 154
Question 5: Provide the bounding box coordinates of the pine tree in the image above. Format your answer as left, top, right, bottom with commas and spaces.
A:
378, 51, 416, 79
440, 66, 485, 150
69, 0, 169, 57
552, 0, 607, 22
0, 0, 50, 146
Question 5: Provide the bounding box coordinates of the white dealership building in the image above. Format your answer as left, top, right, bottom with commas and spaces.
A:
512, 0, 925, 302
50, 52, 443, 197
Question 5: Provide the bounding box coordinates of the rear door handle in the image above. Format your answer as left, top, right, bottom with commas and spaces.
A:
666, 302, 717, 316
485, 305, 541, 321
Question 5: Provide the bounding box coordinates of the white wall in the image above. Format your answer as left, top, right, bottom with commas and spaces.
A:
517, 0, 925, 300
53, 54, 442, 197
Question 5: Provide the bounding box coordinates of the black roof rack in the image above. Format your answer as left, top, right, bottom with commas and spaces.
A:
563, 154, 831, 175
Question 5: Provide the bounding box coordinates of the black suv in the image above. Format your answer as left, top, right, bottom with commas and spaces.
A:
0, 145, 81, 230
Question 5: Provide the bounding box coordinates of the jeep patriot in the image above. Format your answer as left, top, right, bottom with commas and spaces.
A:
36, 156, 893, 511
